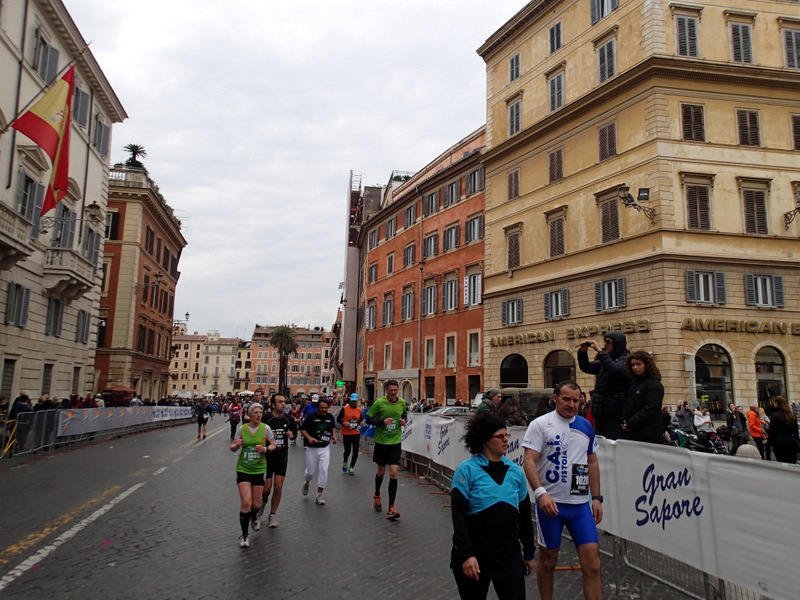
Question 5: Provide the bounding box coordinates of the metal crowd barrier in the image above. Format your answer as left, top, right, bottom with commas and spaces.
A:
1, 409, 193, 464
398, 447, 760, 600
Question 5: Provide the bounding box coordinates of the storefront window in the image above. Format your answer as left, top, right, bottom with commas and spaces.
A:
694, 344, 733, 418
500, 354, 528, 387
543, 350, 575, 388
755, 346, 785, 408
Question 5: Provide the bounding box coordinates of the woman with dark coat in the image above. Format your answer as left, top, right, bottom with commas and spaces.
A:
766, 396, 799, 464
450, 414, 535, 599
621, 351, 664, 444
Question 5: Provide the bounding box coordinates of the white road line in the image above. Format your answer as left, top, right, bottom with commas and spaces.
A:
153, 467, 168, 475
0, 482, 146, 592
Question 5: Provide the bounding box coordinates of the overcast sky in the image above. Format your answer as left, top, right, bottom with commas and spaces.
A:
65, 0, 521, 340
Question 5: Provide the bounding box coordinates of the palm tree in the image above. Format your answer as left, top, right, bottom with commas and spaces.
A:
123, 143, 147, 169
269, 325, 298, 398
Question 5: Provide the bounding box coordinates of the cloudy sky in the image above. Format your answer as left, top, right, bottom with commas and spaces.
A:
65, 0, 522, 339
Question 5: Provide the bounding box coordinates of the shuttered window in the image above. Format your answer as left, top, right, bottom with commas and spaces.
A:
687, 185, 710, 230
731, 23, 752, 63
501, 299, 523, 326
597, 39, 615, 82
507, 232, 520, 269
743, 189, 768, 234
595, 278, 626, 311
676, 16, 699, 57
507, 170, 520, 200
785, 30, 800, 68
745, 274, 784, 308
549, 217, 565, 257
792, 115, 800, 151
548, 148, 563, 183
509, 100, 521, 136
686, 271, 726, 304
548, 72, 564, 112
600, 199, 619, 243
544, 290, 570, 319
599, 123, 617, 161
682, 104, 705, 141
737, 110, 760, 146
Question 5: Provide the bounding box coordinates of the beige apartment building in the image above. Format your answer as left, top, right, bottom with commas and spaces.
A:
0, 1, 125, 399
478, 0, 800, 415
202, 331, 238, 395
169, 324, 205, 396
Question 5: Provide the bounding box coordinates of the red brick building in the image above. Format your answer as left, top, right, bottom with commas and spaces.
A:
356, 127, 486, 405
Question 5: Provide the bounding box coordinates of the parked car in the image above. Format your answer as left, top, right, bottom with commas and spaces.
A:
426, 406, 472, 418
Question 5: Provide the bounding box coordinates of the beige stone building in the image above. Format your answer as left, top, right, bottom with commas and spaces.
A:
169, 324, 205, 396
202, 330, 238, 395
0, 1, 125, 399
478, 0, 800, 415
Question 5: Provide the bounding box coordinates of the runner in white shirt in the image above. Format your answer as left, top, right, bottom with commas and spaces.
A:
522, 381, 603, 600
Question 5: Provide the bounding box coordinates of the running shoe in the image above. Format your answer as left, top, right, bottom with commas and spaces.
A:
373, 494, 381, 512
348, 467, 355, 476
342, 462, 348, 473
386, 506, 400, 520
251, 517, 260, 532
257, 502, 267, 518
302, 480, 310, 496
268, 514, 278, 528
238, 535, 250, 548
315, 494, 326, 505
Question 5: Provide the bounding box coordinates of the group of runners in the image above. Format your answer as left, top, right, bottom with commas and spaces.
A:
227, 380, 407, 549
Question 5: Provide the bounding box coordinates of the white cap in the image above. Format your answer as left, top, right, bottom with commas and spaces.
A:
312, 394, 319, 402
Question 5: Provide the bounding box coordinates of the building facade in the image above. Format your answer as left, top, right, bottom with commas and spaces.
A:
353, 127, 487, 405
201, 331, 238, 395
168, 324, 204, 396
478, 0, 800, 414
250, 325, 331, 398
95, 166, 186, 400
0, 0, 126, 400
234, 340, 251, 392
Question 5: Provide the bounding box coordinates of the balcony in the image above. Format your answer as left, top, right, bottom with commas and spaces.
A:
0, 202, 34, 270
43, 247, 96, 301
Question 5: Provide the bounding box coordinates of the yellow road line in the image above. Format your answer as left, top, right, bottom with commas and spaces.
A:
0, 485, 122, 567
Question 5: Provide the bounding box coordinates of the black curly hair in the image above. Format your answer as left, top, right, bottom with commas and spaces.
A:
461, 412, 506, 455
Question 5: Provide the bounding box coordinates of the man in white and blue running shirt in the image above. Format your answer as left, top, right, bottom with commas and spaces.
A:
522, 381, 603, 600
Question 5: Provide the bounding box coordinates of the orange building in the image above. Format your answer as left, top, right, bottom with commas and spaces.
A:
95, 166, 186, 400
250, 325, 332, 398
356, 127, 486, 405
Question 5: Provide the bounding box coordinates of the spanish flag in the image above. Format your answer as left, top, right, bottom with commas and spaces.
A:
12, 66, 75, 215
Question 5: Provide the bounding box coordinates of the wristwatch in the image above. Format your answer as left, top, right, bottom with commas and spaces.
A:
592, 495, 604, 503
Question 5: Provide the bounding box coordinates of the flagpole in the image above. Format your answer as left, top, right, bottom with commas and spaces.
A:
0, 45, 90, 138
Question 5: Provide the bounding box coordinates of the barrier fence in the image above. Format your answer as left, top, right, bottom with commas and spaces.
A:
1, 406, 193, 461
398, 412, 795, 600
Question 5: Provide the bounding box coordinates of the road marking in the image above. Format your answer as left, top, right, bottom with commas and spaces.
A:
0, 482, 146, 592
0, 485, 122, 567
153, 467, 168, 475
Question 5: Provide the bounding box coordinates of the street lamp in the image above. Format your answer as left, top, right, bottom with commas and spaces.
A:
618, 185, 656, 225
40, 201, 103, 234
133, 271, 163, 292
173, 312, 190, 327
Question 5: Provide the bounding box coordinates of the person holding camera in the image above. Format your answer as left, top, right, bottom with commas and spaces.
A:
675, 400, 695, 432
577, 332, 628, 440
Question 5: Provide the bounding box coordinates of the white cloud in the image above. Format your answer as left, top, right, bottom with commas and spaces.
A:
65, 0, 520, 336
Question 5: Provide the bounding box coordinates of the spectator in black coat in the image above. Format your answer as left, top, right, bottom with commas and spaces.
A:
621, 351, 664, 444
577, 331, 628, 439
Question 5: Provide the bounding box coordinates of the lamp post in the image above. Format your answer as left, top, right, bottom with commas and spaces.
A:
618, 185, 656, 225
132, 271, 163, 292
39, 201, 103, 234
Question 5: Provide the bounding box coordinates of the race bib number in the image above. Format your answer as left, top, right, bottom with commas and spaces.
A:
570, 464, 589, 495
386, 421, 397, 431
348, 419, 359, 430
243, 447, 259, 464
319, 430, 331, 442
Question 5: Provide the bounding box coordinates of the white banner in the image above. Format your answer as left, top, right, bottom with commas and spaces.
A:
402, 414, 800, 599
57, 407, 193, 437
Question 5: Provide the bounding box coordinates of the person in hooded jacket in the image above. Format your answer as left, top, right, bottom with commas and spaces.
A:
620, 351, 664, 444
577, 331, 629, 440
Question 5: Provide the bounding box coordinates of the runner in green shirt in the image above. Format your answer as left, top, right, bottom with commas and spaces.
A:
366, 380, 407, 520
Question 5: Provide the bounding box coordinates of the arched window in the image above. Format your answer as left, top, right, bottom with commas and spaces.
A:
694, 344, 733, 417
543, 350, 575, 388
755, 346, 785, 409
401, 381, 413, 402
500, 354, 528, 387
